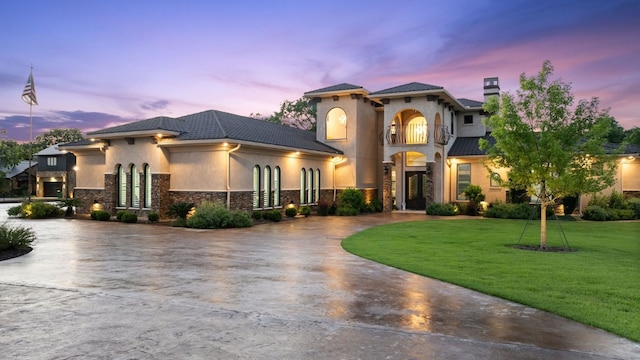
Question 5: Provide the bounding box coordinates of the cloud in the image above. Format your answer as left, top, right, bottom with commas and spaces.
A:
140, 100, 170, 111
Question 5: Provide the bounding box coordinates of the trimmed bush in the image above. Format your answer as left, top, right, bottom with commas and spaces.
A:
7, 205, 22, 217
186, 201, 232, 229
462, 185, 485, 216
299, 206, 311, 217
285, 207, 297, 218
0, 223, 36, 251
13, 202, 64, 219
582, 206, 608, 221
264, 210, 282, 222
582, 191, 639, 221
628, 198, 640, 219
116, 210, 127, 221
336, 206, 359, 216
147, 212, 159, 222
338, 188, 364, 213
121, 212, 138, 223
93, 210, 111, 221
483, 202, 533, 219
426, 203, 456, 216
231, 210, 253, 228
251, 211, 263, 220
363, 198, 383, 213
317, 199, 330, 216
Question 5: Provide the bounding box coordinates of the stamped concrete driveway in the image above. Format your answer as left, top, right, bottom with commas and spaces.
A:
1, 206, 638, 359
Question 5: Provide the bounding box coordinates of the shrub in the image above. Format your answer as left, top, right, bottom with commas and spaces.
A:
58, 198, 80, 217
363, 198, 383, 213
426, 203, 456, 216
0, 223, 36, 251
21, 202, 64, 219
121, 212, 138, 223
582, 206, 608, 221
90, 210, 98, 220
116, 210, 127, 221
168, 202, 195, 220
336, 206, 359, 216
7, 205, 22, 217
231, 210, 253, 228
147, 212, 159, 222
93, 210, 111, 221
628, 198, 640, 219
317, 199, 330, 216
251, 211, 263, 220
608, 190, 626, 210
463, 185, 485, 216
338, 188, 364, 213
285, 207, 297, 218
483, 202, 533, 219
453, 202, 468, 215
264, 210, 282, 222
171, 217, 187, 227
328, 201, 338, 215
186, 201, 232, 229
299, 206, 311, 217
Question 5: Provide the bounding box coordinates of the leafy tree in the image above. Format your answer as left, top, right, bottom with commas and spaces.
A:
624, 127, 640, 145
602, 117, 625, 143
481, 60, 619, 248
35, 128, 84, 148
0, 140, 28, 168
264, 97, 317, 131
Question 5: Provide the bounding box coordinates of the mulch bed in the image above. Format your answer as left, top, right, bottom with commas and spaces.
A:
511, 244, 576, 252
0, 246, 33, 262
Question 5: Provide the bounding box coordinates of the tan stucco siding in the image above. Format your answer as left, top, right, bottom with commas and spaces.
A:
621, 161, 640, 191
73, 150, 105, 188
169, 148, 226, 191
447, 157, 508, 203
105, 138, 170, 173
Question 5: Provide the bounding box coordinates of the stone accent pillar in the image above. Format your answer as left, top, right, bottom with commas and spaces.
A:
382, 164, 393, 212
153, 174, 171, 218
425, 162, 435, 205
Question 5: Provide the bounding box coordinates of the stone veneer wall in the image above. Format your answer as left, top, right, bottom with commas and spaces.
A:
74, 188, 107, 214
425, 162, 435, 205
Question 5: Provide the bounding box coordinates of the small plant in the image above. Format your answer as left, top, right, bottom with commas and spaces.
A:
251, 211, 263, 220
58, 198, 80, 217
365, 198, 383, 213
338, 188, 364, 213
0, 222, 36, 251
299, 206, 312, 217
93, 210, 111, 221
147, 212, 159, 222
285, 207, 297, 218
116, 210, 127, 221
426, 203, 456, 216
231, 210, 253, 228
167, 201, 195, 220
7, 205, 22, 217
264, 210, 282, 222
462, 185, 485, 216
121, 212, 138, 223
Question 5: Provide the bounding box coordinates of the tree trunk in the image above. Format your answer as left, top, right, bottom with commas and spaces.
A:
540, 181, 547, 249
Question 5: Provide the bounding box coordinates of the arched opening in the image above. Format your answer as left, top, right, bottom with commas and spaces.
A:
386, 109, 428, 145
326, 107, 347, 140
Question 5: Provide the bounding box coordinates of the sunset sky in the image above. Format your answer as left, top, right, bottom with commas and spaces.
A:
1, 0, 639, 142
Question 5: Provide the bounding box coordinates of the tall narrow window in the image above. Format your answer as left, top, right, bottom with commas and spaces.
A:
307, 168, 313, 204
117, 164, 126, 207
456, 163, 471, 200
253, 165, 260, 209
274, 166, 281, 207
314, 169, 320, 203
263, 166, 271, 208
144, 164, 152, 208
131, 164, 140, 207
326, 107, 347, 140
300, 168, 306, 204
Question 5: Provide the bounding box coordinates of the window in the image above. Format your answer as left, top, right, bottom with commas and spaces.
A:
300, 168, 307, 204
464, 115, 473, 125
490, 172, 501, 187
326, 107, 347, 140
47, 157, 57, 167
263, 166, 271, 208
144, 164, 152, 208
117, 164, 126, 207
307, 168, 313, 204
253, 166, 260, 209
274, 167, 281, 207
456, 163, 471, 200
450, 115, 454, 135
131, 165, 140, 207
314, 169, 320, 203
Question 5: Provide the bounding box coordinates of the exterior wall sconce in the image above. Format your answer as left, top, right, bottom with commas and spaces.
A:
287, 200, 296, 209
384, 163, 390, 175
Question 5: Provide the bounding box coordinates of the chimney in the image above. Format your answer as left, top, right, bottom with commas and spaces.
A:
483, 77, 500, 103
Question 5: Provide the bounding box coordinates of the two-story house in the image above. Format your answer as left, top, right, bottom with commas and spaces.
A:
35, 144, 77, 198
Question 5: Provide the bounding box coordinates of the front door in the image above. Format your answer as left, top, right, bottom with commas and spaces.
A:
405, 171, 426, 210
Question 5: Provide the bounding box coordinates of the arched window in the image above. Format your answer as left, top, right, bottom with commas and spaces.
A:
253, 165, 260, 209
144, 164, 152, 208
314, 169, 320, 203
117, 164, 126, 207
273, 166, 281, 207
300, 168, 306, 204
263, 166, 271, 208
307, 168, 313, 204
130, 164, 140, 208
326, 107, 347, 140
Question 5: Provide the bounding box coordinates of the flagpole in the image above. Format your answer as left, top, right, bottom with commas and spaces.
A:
28, 96, 33, 203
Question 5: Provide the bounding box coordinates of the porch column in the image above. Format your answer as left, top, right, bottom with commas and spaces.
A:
382, 161, 393, 212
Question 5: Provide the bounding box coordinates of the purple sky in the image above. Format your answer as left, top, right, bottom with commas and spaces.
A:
1, 0, 639, 142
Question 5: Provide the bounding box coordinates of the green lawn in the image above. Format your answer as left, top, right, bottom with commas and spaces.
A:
341, 218, 640, 342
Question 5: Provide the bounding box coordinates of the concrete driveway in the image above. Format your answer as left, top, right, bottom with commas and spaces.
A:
1, 205, 638, 359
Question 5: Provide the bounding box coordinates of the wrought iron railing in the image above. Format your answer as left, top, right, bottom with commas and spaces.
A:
434, 126, 451, 145
385, 123, 429, 145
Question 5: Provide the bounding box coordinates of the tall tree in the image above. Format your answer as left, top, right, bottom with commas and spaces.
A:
266, 97, 317, 131
603, 117, 625, 143
624, 127, 640, 146
0, 139, 28, 168
480, 61, 619, 248
35, 128, 84, 148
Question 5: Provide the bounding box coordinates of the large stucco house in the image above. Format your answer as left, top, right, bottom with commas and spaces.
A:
61, 78, 640, 216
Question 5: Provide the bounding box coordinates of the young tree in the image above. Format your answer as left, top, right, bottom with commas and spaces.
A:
480, 61, 619, 248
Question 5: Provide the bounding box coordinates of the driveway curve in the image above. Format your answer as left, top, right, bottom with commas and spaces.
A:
1, 206, 638, 359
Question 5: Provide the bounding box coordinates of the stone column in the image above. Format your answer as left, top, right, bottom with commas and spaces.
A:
382, 163, 393, 212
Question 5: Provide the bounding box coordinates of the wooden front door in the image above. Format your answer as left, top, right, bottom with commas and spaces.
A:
405, 171, 427, 210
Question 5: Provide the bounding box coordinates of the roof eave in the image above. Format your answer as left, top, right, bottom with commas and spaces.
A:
87, 129, 181, 140
158, 138, 343, 156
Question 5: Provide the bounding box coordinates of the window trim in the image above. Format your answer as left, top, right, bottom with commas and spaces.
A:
456, 163, 471, 200
325, 107, 347, 140
253, 165, 261, 209
117, 164, 126, 207
144, 164, 152, 208
263, 166, 271, 208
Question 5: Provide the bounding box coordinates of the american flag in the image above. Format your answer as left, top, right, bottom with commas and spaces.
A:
22, 72, 38, 105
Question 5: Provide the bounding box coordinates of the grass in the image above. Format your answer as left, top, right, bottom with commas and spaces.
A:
341, 218, 640, 342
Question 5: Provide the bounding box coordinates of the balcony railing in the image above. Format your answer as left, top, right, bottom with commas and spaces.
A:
434, 126, 451, 145
386, 123, 429, 145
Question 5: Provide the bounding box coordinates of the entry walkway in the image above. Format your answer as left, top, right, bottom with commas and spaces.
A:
1, 208, 638, 359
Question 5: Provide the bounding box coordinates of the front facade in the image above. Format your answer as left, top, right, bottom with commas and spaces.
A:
35, 144, 77, 198
62, 78, 640, 216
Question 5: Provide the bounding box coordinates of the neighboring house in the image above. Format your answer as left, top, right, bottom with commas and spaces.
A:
61, 78, 640, 216
1, 160, 37, 196
35, 144, 77, 198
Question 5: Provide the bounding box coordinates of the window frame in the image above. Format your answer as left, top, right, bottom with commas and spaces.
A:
253, 165, 261, 209
144, 164, 152, 208
456, 163, 471, 200
325, 107, 347, 140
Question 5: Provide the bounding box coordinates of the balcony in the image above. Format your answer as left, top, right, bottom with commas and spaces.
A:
385, 123, 429, 145
434, 126, 451, 145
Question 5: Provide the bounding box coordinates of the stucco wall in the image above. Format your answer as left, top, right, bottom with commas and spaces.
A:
106, 137, 170, 173
168, 146, 227, 190
74, 149, 105, 188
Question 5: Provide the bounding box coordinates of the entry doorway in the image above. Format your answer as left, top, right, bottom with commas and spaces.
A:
405, 171, 426, 210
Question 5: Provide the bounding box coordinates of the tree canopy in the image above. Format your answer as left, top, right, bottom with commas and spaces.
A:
35, 128, 84, 148
0, 140, 28, 168
254, 97, 317, 131
480, 60, 619, 247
